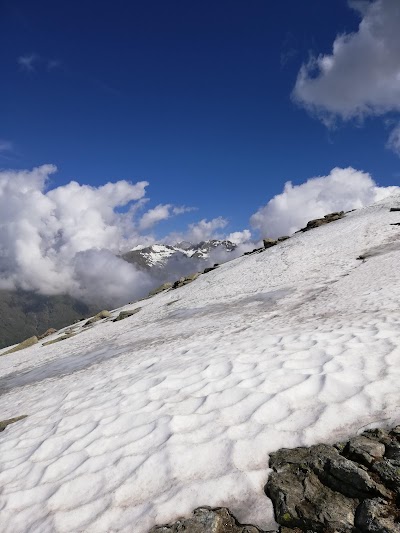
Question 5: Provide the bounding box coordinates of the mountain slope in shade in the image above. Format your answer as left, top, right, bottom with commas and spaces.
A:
0, 290, 98, 349
1, 195, 400, 531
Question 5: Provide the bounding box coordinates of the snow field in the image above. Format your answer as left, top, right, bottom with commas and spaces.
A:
1, 195, 400, 532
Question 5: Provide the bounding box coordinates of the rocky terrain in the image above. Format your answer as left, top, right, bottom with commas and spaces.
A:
150, 424, 400, 532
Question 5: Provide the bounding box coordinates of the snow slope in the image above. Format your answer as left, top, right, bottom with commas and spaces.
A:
1, 195, 400, 532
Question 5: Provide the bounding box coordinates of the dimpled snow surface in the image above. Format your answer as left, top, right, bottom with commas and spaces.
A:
1, 195, 400, 532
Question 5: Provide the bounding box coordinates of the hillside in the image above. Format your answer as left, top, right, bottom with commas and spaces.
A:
0, 195, 400, 532
0, 290, 98, 349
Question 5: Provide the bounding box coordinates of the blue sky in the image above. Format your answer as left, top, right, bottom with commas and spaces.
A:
1, 0, 400, 239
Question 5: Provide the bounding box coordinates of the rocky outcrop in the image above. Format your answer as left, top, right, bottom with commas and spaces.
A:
263, 238, 278, 249
113, 308, 141, 322
148, 507, 270, 533
297, 211, 345, 233
266, 426, 400, 532
149, 282, 173, 296
2, 335, 38, 355
0, 415, 27, 432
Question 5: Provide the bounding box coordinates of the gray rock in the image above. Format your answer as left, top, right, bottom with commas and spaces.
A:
355, 498, 400, 532
372, 460, 400, 493
113, 308, 141, 322
277, 236, 290, 242
346, 436, 385, 466
148, 507, 270, 533
83, 316, 102, 327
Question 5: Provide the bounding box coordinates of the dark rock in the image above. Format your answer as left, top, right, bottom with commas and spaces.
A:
203, 266, 218, 274
0, 415, 28, 432
372, 460, 400, 493
113, 308, 141, 322
277, 236, 290, 242
148, 506, 270, 533
263, 238, 278, 249
346, 436, 385, 466
389, 208, 400, 212
355, 498, 400, 532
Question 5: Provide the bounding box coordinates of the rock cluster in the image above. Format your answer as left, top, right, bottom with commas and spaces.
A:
148, 425, 400, 533
296, 211, 345, 233
148, 507, 268, 533
266, 426, 400, 532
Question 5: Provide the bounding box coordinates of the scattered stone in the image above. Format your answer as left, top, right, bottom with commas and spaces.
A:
2, 336, 38, 355
263, 238, 278, 249
0, 415, 28, 432
277, 236, 290, 242
149, 282, 173, 296
243, 247, 264, 256
148, 506, 270, 533
38, 328, 57, 340
113, 308, 141, 322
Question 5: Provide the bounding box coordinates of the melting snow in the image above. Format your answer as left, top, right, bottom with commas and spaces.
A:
1, 195, 400, 531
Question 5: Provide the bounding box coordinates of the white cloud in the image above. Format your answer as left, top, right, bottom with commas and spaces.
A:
226, 229, 252, 245
139, 204, 195, 230
165, 217, 229, 244
0, 165, 153, 306
387, 122, 400, 155
18, 54, 39, 72
292, 0, 400, 150
250, 167, 400, 238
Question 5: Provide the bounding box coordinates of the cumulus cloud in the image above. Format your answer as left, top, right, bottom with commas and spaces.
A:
165, 217, 229, 244
292, 0, 400, 151
0, 165, 154, 306
139, 204, 194, 230
387, 122, 400, 155
250, 167, 400, 238
226, 229, 252, 245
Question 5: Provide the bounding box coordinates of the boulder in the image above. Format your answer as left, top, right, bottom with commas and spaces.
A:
148, 507, 270, 533
389, 208, 400, 212
263, 238, 278, 249
42, 333, 76, 346
0, 415, 28, 432
3, 336, 38, 355
277, 236, 290, 242
38, 328, 57, 340
266, 425, 400, 532
83, 316, 102, 327
113, 308, 141, 322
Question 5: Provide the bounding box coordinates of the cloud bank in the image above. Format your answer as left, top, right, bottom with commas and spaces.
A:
0, 165, 249, 306
0, 165, 155, 306
293, 0, 400, 151
250, 167, 400, 238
